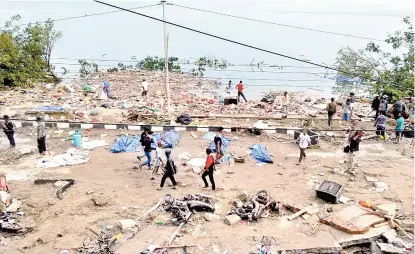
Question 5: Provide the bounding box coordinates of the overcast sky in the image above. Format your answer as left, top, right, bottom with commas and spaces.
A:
1, 0, 414, 97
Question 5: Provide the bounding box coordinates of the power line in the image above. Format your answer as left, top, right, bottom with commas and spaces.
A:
168, 3, 385, 42
92, 1, 393, 88
0, 3, 160, 29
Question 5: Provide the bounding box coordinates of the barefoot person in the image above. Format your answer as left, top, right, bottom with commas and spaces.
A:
200, 148, 216, 191
296, 128, 310, 165
36, 116, 47, 155
158, 150, 177, 190
214, 127, 224, 163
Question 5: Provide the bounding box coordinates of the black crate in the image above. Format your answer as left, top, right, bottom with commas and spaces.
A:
316, 180, 344, 204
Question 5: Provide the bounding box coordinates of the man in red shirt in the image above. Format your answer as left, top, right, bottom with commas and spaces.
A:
236, 80, 247, 102
199, 148, 216, 190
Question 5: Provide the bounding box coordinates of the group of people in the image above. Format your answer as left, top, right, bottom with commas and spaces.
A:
1, 115, 47, 155
137, 127, 222, 191
226, 80, 248, 103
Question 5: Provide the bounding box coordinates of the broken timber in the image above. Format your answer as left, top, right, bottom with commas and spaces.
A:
34, 179, 75, 199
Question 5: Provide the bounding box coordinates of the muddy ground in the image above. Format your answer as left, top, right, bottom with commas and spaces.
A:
0, 127, 413, 254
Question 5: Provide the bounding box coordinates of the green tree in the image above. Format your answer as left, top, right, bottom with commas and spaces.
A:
190, 56, 228, 77
136, 56, 181, 72
335, 17, 414, 101
0, 15, 63, 87
78, 60, 98, 78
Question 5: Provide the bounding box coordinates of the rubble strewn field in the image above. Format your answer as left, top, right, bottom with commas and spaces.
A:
0, 126, 413, 253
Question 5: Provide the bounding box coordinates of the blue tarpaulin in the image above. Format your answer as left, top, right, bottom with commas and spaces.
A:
151, 131, 181, 149
110, 135, 140, 153
250, 144, 273, 163
26, 106, 65, 113
210, 136, 231, 153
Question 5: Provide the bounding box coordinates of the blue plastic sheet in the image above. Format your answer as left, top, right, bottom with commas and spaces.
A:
151, 131, 181, 149
26, 106, 64, 113
250, 144, 273, 164
110, 135, 140, 153
210, 136, 231, 153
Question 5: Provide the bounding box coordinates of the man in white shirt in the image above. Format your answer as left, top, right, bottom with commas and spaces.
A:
141, 79, 149, 103
151, 141, 164, 180
296, 129, 311, 165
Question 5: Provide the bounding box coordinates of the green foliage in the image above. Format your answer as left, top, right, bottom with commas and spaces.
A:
190, 56, 228, 77
0, 15, 62, 87
136, 56, 181, 72
78, 60, 98, 79
335, 17, 414, 101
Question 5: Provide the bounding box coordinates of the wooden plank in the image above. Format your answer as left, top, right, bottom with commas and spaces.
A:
287, 207, 309, 221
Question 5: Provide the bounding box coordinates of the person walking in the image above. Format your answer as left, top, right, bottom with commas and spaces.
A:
141, 79, 149, 103
151, 141, 164, 180
296, 129, 311, 165
326, 97, 337, 127
349, 92, 356, 111
380, 96, 388, 116
282, 91, 290, 114
374, 112, 387, 141
214, 127, 224, 163
139, 131, 154, 170
236, 81, 247, 102
369, 96, 380, 119
394, 113, 405, 143
200, 148, 216, 191
346, 125, 364, 170
226, 80, 232, 95
2, 115, 15, 148
158, 150, 177, 190
137, 127, 150, 161
103, 81, 110, 98
393, 98, 406, 120
342, 99, 352, 121
36, 116, 47, 155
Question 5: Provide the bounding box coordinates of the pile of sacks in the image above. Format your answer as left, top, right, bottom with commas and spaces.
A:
158, 194, 215, 225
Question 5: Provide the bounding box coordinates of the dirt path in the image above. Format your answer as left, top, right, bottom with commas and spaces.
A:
0, 129, 413, 253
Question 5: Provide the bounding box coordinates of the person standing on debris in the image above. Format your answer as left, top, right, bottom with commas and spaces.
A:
2, 115, 15, 148
393, 98, 406, 120
394, 113, 405, 144
151, 141, 165, 180
368, 95, 380, 119
236, 81, 247, 102
139, 131, 154, 170
36, 116, 47, 155
326, 97, 337, 127
282, 91, 290, 114
342, 99, 352, 121
374, 111, 387, 141
349, 92, 356, 111
214, 127, 224, 163
141, 79, 149, 103
200, 148, 216, 191
158, 149, 177, 190
103, 81, 110, 98
380, 96, 388, 117
296, 128, 311, 165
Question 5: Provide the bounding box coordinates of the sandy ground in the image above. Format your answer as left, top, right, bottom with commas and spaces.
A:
0, 127, 413, 254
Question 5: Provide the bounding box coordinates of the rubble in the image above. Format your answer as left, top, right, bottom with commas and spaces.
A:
227, 190, 270, 222
224, 214, 241, 225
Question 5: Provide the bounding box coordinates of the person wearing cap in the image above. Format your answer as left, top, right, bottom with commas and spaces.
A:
199, 148, 216, 191
2, 115, 15, 148
151, 141, 164, 180
158, 149, 177, 190
36, 116, 46, 155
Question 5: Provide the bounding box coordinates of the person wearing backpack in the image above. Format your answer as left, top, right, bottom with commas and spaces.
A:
158, 149, 177, 190
326, 97, 337, 127
199, 148, 216, 191
2, 115, 15, 148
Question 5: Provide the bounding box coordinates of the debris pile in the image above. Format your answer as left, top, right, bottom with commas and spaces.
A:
227, 190, 274, 222
158, 194, 215, 226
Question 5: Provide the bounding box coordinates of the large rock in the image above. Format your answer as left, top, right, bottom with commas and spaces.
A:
225, 214, 241, 225
118, 219, 136, 231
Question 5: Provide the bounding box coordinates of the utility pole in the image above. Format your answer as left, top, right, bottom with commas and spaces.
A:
161, 0, 171, 120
